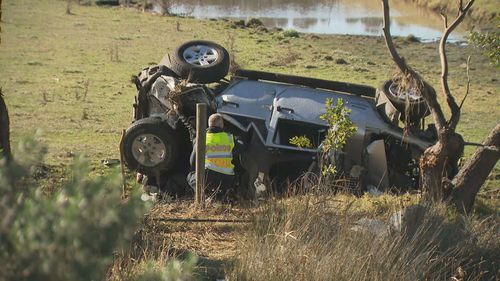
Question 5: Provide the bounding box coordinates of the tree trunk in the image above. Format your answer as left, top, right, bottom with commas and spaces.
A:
452, 123, 500, 213
420, 141, 447, 199
380, 0, 495, 212
0, 89, 11, 161
420, 131, 464, 201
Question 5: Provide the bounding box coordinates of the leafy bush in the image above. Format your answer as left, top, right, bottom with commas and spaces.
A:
282, 29, 299, 38
246, 18, 264, 28
0, 138, 148, 281
319, 98, 356, 175
469, 16, 499, 66
289, 135, 313, 148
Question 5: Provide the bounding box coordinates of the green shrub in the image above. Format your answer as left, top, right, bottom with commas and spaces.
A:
319, 98, 356, 175
289, 135, 313, 148
246, 18, 264, 28
282, 29, 299, 38
0, 138, 148, 281
469, 17, 500, 66
405, 34, 420, 43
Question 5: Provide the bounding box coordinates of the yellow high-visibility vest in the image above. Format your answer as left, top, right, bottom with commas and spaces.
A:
205, 132, 235, 175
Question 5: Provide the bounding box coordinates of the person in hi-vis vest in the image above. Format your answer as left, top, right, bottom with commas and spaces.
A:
188, 113, 245, 200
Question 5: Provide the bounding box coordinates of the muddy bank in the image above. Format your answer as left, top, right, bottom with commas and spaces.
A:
409, 0, 498, 29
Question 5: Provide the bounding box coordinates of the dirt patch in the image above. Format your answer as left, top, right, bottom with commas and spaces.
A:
121, 200, 255, 279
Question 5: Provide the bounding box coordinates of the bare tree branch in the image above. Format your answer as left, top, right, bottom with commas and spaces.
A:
441, 13, 448, 28
459, 56, 471, 110
439, 0, 475, 130
381, 0, 410, 74
381, 0, 447, 130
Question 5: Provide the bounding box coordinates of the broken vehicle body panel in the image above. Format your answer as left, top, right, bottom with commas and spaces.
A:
216, 70, 434, 192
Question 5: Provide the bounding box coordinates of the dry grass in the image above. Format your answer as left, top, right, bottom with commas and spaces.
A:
105, 174, 498, 280
106, 190, 498, 280
229, 195, 499, 281
107, 200, 254, 280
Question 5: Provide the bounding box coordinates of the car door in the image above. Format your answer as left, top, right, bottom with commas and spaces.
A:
216, 79, 278, 143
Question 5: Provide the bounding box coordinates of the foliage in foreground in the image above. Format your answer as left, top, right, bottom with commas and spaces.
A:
229, 195, 499, 281
469, 16, 500, 66
289, 135, 313, 148
320, 98, 357, 175
108, 218, 201, 281
0, 138, 148, 281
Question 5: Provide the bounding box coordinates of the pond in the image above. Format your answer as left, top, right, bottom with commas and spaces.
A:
162, 0, 465, 41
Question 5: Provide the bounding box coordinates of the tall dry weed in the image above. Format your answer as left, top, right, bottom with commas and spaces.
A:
229, 196, 499, 281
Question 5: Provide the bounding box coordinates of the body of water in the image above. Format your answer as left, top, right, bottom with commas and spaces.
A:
162, 0, 465, 41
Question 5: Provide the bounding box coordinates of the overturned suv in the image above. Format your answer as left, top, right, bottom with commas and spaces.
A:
122, 40, 439, 198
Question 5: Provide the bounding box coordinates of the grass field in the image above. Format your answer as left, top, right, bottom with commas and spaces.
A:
1, 0, 498, 164
1, 0, 499, 279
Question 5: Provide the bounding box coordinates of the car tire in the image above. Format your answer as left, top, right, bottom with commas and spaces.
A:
380, 79, 430, 123
169, 40, 230, 84
123, 118, 179, 175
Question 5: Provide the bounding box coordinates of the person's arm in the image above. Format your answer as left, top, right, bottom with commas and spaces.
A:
232, 135, 246, 155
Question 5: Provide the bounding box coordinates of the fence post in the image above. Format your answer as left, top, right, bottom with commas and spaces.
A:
195, 103, 207, 207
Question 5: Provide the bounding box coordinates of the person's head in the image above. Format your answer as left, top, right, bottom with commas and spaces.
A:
208, 113, 224, 129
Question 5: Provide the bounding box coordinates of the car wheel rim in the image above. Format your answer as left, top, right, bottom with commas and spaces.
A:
131, 134, 167, 167
389, 83, 422, 102
183, 45, 219, 66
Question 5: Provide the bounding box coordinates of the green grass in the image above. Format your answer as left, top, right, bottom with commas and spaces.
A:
1, 0, 498, 169
1, 2, 498, 279
0, 0, 498, 193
